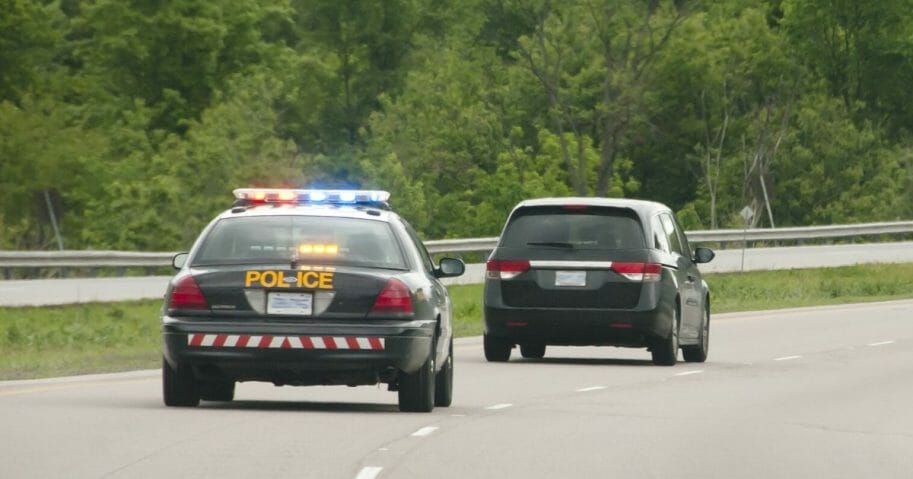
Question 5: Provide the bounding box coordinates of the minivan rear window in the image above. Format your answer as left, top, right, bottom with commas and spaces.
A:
500, 206, 645, 250
192, 216, 406, 269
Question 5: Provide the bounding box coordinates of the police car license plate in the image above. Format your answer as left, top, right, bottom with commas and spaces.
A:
267, 292, 313, 315
555, 270, 586, 287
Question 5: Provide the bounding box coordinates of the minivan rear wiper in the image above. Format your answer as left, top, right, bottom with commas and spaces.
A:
526, 241, 575, 248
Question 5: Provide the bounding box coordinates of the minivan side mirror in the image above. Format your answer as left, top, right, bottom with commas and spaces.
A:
436, 257, 465, 278
693, 247, 715, 264
172, 252, 189, 270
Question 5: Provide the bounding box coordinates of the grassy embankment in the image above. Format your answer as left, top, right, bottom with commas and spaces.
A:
2, 263, 912, 379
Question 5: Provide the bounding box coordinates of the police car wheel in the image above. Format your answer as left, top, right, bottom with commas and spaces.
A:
162, 358, 200, 407
398, 347, 436, 412
483, 333, 511, 362
434, 338, 454, 407
199, 380, 235, 402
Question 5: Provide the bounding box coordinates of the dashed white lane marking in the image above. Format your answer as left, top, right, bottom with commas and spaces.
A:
774, 355, 802, 361
486, 403, 513, 410
377, 448, 389, 452
575, 386, 607, 392
410, 426, 438, 437
451, 414, 466, 417
674, 370, 704, 377
868, 340, 895, 347
355, 466, 383, 479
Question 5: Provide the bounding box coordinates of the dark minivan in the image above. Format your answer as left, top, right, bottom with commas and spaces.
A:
483, 198, 714, 365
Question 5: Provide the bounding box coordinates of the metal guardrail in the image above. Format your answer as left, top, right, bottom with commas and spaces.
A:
424, 220, 913, 253
2, 221, 913, 270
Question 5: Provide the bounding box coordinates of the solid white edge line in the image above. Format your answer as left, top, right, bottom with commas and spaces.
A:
575, 386, 607, 392
774, 355, 802, 361
355, 466, 383, 479
486, 403, 513, 410
674, 370, 704, 377
410, 426, 439, 437
868, 340, 895, 347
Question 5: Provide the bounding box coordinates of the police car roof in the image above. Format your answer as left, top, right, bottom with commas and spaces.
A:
217, 203, 396, 222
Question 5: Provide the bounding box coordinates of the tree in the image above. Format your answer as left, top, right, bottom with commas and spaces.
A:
515, 0, 684, 196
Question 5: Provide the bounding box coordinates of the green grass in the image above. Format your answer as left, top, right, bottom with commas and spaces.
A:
3, 263, 913, 380
448, 263, 913, 337
0, 301, 162, 380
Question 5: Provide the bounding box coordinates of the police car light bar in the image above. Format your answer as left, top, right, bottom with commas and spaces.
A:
233, 188, 390, 205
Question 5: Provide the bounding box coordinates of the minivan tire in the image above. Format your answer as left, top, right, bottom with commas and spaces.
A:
682, 304, 710, 363
520, 343, 546, 359
483, 334, 511, 362
651, 309, 680, 366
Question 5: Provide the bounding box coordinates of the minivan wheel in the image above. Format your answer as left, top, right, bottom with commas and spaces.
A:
520, 343, 546, 359
651, 311, 680, 366
483, 334, 511, 362
682, 305, 710, 363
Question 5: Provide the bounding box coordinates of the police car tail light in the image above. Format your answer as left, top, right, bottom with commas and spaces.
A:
168, 275, 209, 310
611, 262, 661, 282
486, 259, 530, 280
371, 278, 413, 314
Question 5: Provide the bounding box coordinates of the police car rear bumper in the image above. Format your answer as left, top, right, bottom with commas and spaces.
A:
162, 316, 435, 386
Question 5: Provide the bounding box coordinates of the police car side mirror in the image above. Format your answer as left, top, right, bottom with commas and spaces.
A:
436, 258, 465, 278
172, 252, 189, 270
693, 247, 715, 264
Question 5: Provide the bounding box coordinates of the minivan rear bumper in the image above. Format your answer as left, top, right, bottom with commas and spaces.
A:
483, 305, 673, 347
483, 277, 677, 347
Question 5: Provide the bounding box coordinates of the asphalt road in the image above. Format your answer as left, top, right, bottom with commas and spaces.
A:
2, 300, 912, 478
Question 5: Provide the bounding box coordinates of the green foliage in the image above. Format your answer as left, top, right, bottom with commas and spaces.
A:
1, 0, 913, 251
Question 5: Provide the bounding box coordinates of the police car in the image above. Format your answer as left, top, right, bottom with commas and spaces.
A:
161, 189, 465, 412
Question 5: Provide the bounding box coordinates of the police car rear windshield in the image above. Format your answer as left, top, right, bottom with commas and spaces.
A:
501, 206, 645, 250
192, 216, 407, 269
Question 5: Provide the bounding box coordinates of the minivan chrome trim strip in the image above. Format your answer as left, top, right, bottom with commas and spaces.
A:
528, 261, 614, 269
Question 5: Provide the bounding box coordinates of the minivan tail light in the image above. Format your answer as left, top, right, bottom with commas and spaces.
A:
168, 275, 209, 310
486, 259, 531, 280
371, 278, 413, 314
611, 262, 661, 282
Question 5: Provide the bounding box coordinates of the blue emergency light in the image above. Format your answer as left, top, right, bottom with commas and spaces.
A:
233, 188, 390, 206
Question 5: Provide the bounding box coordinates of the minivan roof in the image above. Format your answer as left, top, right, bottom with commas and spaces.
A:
513, 197, 671, 217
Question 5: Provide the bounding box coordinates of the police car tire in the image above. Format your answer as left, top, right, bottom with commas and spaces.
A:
434, 338, 454, 407
199, 380, 235, 402
398, 349, 435, 412
519, 343, 546, 359
483, 334, 511, 362
162, 358, 200, 407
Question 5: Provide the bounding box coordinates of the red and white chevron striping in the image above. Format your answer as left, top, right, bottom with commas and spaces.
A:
187, 334, 385, 350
